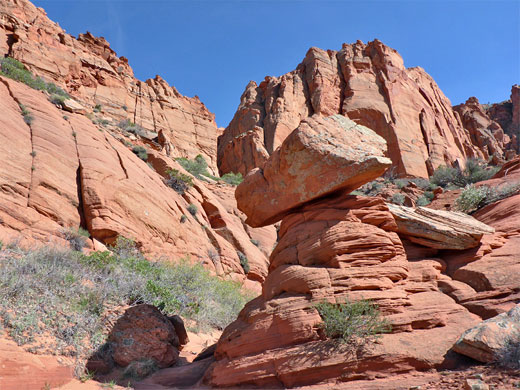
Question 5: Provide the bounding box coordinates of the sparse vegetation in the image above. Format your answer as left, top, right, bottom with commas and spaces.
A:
314, 299, 391, 345
390, 193, 405, 205
93, 104, 102, 113
176, 154, 217, 181
431, 158, 499, 189
0, 238, 249, 369
50, 93, 66, 107
19, 104, 34, 125
456, 182, 520, 213
237, 251, 250, 274
166, 168, 193, 195
132, 146, 148, 161
122, 358, 159, 380
187, 204, 198, 216
496, 331, 520, 370
118, 119, 146, 137
180, 214, 187, 223
221, 172, 243, 186
250, 239, 259, 247
0, 57, 69, 98
61, 227, 90, 251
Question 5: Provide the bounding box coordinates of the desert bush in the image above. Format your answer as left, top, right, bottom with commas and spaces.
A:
495, 331, 520, 370
416, 196, 430, 207
93, 104, 102, 113
456, 182, 520, 213
61, 227, 90, 251
390, 193, 405, 205
431, 158, 499, 189
221, 172, 243, 186
0, 241, 249, 363
19, 104, 34, 125
50, 93, 66, 107
250, 239, 259, 247
132, 146, 148, 161
118, 119, 146, 136
187, 204, 198, 216
166, 168, 193, 195
180, 214, 187, 223
176, 154, 217, 181
314, 299, 391, 345
237, 251, 250, 274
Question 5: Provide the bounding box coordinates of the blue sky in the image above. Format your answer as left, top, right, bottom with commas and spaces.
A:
33, 0, 519, 127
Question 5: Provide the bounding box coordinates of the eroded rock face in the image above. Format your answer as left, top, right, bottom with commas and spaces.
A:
453, 305, 520, 363
0, 0, 219, 171
236, 115, 392, 227
218, 40, 510, 178
207, 196, 479, 388
0, 75, 274, 287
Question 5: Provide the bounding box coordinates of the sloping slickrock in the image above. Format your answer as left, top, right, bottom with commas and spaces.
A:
453, 304, 520, 363
0, 0, 219, 171
387, 204, 495, 250
219, 40, 507, 177
236, 115, 392, 227
207, 196, 479, 388
0, 76, 272, 287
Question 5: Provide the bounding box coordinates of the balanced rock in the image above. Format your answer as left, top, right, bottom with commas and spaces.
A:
453, 304, 520, 363
236, 115, 391, 227
387, 204, 495, 250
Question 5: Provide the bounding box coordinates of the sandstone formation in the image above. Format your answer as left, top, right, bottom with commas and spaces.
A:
487, 85, 520, 152
0, 0, 219, 171
218, 40, 513, 178
0, 75, 275, 287
236, 115, 392, 227
387, 204, 495, 250
453, 305, 520, 363
204, 116, 504, 388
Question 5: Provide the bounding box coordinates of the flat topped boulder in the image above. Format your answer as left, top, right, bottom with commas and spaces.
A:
387, 204, 495, 250
236, 115, 392, 227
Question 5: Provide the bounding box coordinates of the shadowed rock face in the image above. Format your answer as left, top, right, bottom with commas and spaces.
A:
0, 0, 219, 172
218, 40, 514, 178
235, 115, 392, 227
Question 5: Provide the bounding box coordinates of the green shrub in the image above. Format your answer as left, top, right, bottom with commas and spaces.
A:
176, 154, 217, 181
187, 204, 197, 216
132, 146, 148, 161
456, 182, 520, 213
50, 93, 66, 107
18, 104, 33, 125
221, 172, 243, 186
93, 104, 102, 113
314, 299, 391, 345
118, 119, 146, 136
180, 214, 187, 223
394, 179, 408, 189
166, 168, 193, 195
431, 158, 499, 189
390, 193, 405, 205
62, 227, 90, 251
496, 331, 520, 370
416, 196, 430, 207
0, 240, 3, 250
0, 243, 249, 365
236, 251, 250, 274
250, 239, 259, 247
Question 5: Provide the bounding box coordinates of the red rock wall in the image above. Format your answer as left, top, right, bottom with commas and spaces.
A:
0, 0, 219, 172
218, 40, 512, 178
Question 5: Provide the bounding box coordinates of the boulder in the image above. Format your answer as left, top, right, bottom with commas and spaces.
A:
61, 98, 87, 114
109, 304, 180, 368
387, 204, 494, 250
236, 115, 391, 227
453, 305, 520, 363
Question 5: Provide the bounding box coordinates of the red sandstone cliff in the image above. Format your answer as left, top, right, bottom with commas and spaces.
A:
218, 40, 515, 178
